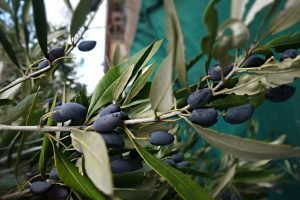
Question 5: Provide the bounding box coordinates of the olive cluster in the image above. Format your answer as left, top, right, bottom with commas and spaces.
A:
188, 87, 255, 126
244, 49, 298, 102
164, 152, 189, 168
30, 168, 69, 199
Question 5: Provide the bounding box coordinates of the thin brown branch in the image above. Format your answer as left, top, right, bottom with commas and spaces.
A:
1, 189, 31, 200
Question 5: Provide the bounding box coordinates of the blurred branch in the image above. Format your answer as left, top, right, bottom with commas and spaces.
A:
0, 10, 98, 95
1, 189, 31, 200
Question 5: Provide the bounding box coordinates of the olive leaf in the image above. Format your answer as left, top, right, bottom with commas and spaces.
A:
53, 145, 105, 200
123, 63, 157, 105
150, 53, 174, 112
254, 32, 300, 53
124, 127, 214, 200
212, 19, 249, 62
186, 120, 300, 160
164, 0, 187, 88
113, 64, 134, 101
32, 0, 48, 57
0, 92, 42, 124
231, 0, 248, 20
0, 28, 20, 68
244, 0, 274, 25
268, 0, 300, 34
201, 0, 219, 72
71, 129, 113, 196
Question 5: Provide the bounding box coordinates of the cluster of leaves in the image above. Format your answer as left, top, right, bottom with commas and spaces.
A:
1, 0, 300, 200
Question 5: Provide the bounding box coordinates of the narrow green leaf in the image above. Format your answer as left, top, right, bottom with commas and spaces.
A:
164, 0, 187, 87
112, 44, 122, 66
32, 0, 48, 57
186, 119, 300, 160
124, 127, 213, 200
231, 0, 248, 19
39, 94, 58, 176
0, 93, 42, 124
0, 28, 20, 68
255, 32, 300, 53
212, 165, 236, 198
71, 129, 113, 196
201, 0, 219, 72
244, 0, 274, 25
113, 65, 134, 101
53, 145, 105, 200
70, 0, 93, 38
268, 0, 300, 34
123, 63, 157, 104
87, 66, 126, 118
0, 0, 10, 12
150, 54, 174, 112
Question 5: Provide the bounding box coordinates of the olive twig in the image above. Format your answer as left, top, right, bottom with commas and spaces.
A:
0, 189, 31, 200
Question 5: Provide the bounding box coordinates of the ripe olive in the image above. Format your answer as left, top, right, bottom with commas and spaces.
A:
190, 108, 218, 127
149, 131, 174, 146
187, 88, 212, 109
223, 104, 254, 124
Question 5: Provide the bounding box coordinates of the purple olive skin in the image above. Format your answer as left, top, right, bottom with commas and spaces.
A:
78, 40, 97, 52
110, 159, 132, 173
30, 181, 52, 195
46, 185, 69, 200
149, 131, 174, 146
208, 64, 233, 81
187, 88, 213, 109
109, 154, 123, 161
52, 106, 69, 123
243, 55, 265, 68
223, 104, 254, 124
164, 159, 176, 167
60, 103, 87, 125
176, 161, 190, 168
101, 132, 124, 148
190, 108, 218, 127
171, 152, 184, 163
49, 168, 59, 181
48, 47, 65, 62
99, 104, 121, 117
280, 49, 298, 61
265, 85, 296, 102
37, 60, 49, 69
93, 112, 123, 133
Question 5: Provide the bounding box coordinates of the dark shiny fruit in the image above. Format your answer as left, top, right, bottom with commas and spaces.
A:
190, 108, 218, 127
93, 112, 123, 133
243, 55, 265, 68
223, 104, 254, 124
280, 49, 298, 61
30, 181, 52, 195
265, 85, 296, 102
100, 104, 121, 117
164, 159, 176, 167
48, 47, 65, 62
208, 64, 233, 81
129, 159, 143, 171
120, 110, 129, 120
101, 132, 124, 148
46, 185, 69, 200
49, 168, 59, 181
52, 106, 69, 123
60, 103, 87, 125
171, 152, 184, 163
187, 88, 212, 109
90, 0, 103, 11
78, 40, 97, 52
176, 161, 190, 168
149, 131, 174, 146
129, 150, 142, 161
110, 159, 132, 173
38, 60, 49, 69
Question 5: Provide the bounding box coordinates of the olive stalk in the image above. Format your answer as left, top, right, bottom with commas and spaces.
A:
0, 109, 185, 132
